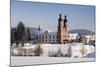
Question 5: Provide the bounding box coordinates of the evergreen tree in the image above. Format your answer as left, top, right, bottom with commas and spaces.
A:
16, 21, 26, 46
11, 29, 15, 46
27, 28, 31, 41
11, 28, 17, 46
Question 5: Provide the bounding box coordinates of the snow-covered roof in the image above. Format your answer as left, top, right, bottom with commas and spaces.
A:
68, 33, 79, 40
49, 32, 57, 35
69, 33, 79, 36
32, 28, 81, 36
34, 30, 57, 35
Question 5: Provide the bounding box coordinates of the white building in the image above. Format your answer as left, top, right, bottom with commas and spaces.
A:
31, 29, 80, 44
68, 33, 79, 41
35, 30, 57, 44
82, 35, 95, 45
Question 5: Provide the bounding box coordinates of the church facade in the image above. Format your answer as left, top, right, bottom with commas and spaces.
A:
57, 14, 69, 44
11, 14, 81, 44
34, 14, 69, 44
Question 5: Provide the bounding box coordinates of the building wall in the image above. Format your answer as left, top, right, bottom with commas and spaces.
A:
36, 31, 57, 44
57, 14, 69, 44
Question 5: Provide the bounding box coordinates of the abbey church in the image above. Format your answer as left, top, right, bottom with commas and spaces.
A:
57, 14, 69, 44
34, 14, 69, 44
11, 14, 80, 44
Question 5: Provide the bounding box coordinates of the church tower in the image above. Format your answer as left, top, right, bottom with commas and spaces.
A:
57, 14, 69, 44
63, 15, 69, 42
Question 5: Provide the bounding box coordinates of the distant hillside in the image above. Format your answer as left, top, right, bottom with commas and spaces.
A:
11, 27, 95, 35
69, 29, 95, 35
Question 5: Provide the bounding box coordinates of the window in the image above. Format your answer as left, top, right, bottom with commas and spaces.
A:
46, 40, 47, 42
50, 40, 51, 42
46, 35, 47, 39
53, 35, 55, 39
50, 36, 51, 39
53, 40, 55, 42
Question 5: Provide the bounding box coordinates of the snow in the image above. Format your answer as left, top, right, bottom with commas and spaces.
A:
11, 43, 95, 57
11, 56, 95, 66
11, 43, 95, 66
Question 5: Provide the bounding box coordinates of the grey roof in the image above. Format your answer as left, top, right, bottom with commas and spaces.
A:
34, 30, 57, 35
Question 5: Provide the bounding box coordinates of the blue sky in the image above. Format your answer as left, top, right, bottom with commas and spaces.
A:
11, 0, 95, 32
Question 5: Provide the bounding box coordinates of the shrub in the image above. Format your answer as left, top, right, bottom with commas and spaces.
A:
34, 44, 43, 56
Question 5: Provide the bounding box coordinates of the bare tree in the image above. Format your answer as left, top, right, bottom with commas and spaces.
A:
34, 38, 43, 56
80, 45, 87, 56
67, 46, 72, 57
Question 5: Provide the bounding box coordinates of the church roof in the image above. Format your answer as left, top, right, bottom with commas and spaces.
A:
34, 30, 57, 35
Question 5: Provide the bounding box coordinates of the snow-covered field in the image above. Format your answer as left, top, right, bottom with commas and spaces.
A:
11, 43, 95, 57
11, 56, 95, 66
11, 43, 95, 66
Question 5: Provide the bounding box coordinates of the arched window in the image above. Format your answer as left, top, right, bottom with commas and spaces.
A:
45, 35, 47, 39
53, 35, 55, 39
50, 36, 51, 39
